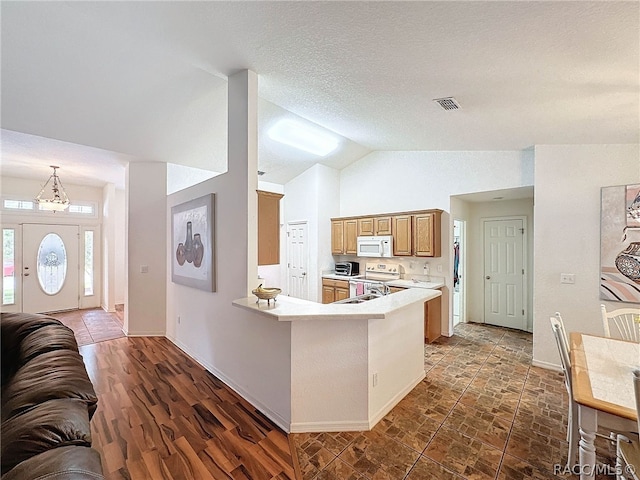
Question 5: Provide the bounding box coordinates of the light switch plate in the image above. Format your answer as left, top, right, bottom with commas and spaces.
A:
140, 265, 149, 274
560, 273, 575, 284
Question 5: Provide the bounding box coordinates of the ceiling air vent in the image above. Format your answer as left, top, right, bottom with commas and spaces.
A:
433, 97, 461, 111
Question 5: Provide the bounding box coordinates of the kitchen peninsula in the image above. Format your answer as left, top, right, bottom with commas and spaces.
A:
233, 288, 441, 433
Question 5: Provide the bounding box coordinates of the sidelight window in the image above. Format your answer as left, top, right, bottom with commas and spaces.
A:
84, 231, 94, 296
3, 229, 15, 304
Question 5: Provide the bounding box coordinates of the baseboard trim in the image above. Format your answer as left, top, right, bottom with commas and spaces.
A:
290, 420, 371, 433
166, 335, 291, 433
124, 331, 165, 337
531, 358, 562, 372
368, 371, 425, 428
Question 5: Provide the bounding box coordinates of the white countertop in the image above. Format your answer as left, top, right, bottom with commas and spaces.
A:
233, 288, 441, 322
386, 279, 445, 289
321, 274, 359, 281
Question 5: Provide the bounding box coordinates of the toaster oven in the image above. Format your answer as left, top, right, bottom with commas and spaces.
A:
335, 261, 360, 276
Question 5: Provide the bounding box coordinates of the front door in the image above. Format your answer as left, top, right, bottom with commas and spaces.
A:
483, 218, 526, 330
287, 221, 308, 300
22, 224, 79, 313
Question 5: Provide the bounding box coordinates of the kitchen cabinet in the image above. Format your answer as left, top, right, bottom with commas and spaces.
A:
331, 220, 344, 255
344, 219, 358, 254
424, 295, 442, 343
257, 190, 284, 265
413, 211, 441, 257
389, 286, 407, 294
392, 215, 412, 256
358, 217, 374, 236
322, 278, 350, 304
331, 218, 358, 255
375, 216, 392, 235
359, 216, 392, 236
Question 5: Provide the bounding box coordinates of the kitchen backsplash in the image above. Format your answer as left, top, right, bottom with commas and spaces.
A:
333, 256, 446, 284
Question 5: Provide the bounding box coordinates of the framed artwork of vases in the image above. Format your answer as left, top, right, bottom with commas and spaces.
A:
171, 193, 216, 291
600, 183, 640, 303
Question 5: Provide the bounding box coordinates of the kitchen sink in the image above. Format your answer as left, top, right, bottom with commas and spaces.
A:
332, 293, 382, 304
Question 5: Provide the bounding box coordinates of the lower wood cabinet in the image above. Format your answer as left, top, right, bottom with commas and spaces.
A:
322, 278, 350, 304
424, 295, 442, 343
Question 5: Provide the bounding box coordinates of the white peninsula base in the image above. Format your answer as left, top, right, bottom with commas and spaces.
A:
233, 288, 440, 433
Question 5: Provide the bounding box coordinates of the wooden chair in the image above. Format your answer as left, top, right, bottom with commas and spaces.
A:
550, 316, 579, 469
601, 304, 640, 343
616, 369, 640, 480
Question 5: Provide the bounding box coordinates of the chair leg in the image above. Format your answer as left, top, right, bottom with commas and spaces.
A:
567, 402, 579, 469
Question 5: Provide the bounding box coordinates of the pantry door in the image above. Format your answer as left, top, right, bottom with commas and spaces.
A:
483, 218, 526, 330
22, 224, 79, 313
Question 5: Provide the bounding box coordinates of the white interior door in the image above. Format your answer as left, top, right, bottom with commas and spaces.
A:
483, 218, 526, 330
287, 222, 308, 300
23, 224, 79, 313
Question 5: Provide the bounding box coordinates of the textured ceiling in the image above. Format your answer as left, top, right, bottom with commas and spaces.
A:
1, 1, 638, 187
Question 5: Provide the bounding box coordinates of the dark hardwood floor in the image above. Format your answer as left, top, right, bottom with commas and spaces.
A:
80, 336, 298, 480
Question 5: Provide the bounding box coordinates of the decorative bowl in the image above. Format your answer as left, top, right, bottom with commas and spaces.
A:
252, 284, 281, 305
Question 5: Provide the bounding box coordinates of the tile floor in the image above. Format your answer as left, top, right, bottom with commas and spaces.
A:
50, 307, 125, 347
291, 322, 617, 480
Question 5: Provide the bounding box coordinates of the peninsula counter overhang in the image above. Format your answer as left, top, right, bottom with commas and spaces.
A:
232, 288, 441, 322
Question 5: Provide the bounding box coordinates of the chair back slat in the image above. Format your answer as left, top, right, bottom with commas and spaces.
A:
601, 305, 640, 342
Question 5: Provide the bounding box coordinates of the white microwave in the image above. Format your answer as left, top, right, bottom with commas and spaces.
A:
357, 236, 393, 258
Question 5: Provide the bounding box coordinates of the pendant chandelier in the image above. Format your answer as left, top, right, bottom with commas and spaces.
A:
35, 166, 70, 212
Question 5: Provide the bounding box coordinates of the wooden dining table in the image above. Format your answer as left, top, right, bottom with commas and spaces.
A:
570, 332, 639, 480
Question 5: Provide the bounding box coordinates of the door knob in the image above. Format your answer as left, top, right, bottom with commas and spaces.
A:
485, 276, 491, 280
302, 272, 306, 276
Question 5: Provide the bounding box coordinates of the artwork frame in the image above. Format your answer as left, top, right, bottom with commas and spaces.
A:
600, 183, 640, 303
171, 193, 216, 292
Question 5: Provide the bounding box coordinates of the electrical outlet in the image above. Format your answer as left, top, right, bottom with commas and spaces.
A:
437, 264, 443, 273
140, 265, 149, 274
373, 372, 378, 387
560, 273, 575, 284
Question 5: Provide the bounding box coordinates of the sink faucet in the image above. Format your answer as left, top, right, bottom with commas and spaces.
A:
370, 284, 390, 296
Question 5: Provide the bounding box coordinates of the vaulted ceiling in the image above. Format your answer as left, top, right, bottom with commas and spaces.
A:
1, 1, 638, 187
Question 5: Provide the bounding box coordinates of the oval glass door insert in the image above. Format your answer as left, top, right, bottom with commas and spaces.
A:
37, 233, 67, 295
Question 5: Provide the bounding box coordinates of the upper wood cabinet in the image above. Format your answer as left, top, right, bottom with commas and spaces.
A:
344, 219, 358, 255
358, 218, 374, 236
413, 211, 442, 257
257, 190, 284, 265
358, 216, 392, 236
332, 209, 442, 258
331, 220, 345, 255
375, 216, 392, 235
392, 215, 412, 256
331, 219, 358, 255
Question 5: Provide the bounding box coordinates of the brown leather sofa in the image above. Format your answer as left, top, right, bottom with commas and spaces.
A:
1, 312, 104, 479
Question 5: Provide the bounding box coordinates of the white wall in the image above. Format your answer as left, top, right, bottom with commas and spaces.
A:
284, 164, 340, 302
165, 71, 292, 431
114, 189, 126, 304
466, 198, 535, 330
532, 144, 640, 368
125, 161, 167, 335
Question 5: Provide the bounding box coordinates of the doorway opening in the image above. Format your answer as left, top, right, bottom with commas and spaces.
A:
453, 219, 465, 325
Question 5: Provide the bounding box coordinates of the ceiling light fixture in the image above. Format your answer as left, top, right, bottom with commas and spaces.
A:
35, 165, 70, 212
268, 118, 339, 156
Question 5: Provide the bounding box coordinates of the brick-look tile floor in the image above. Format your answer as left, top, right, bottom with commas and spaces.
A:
291, 322, 618, 480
